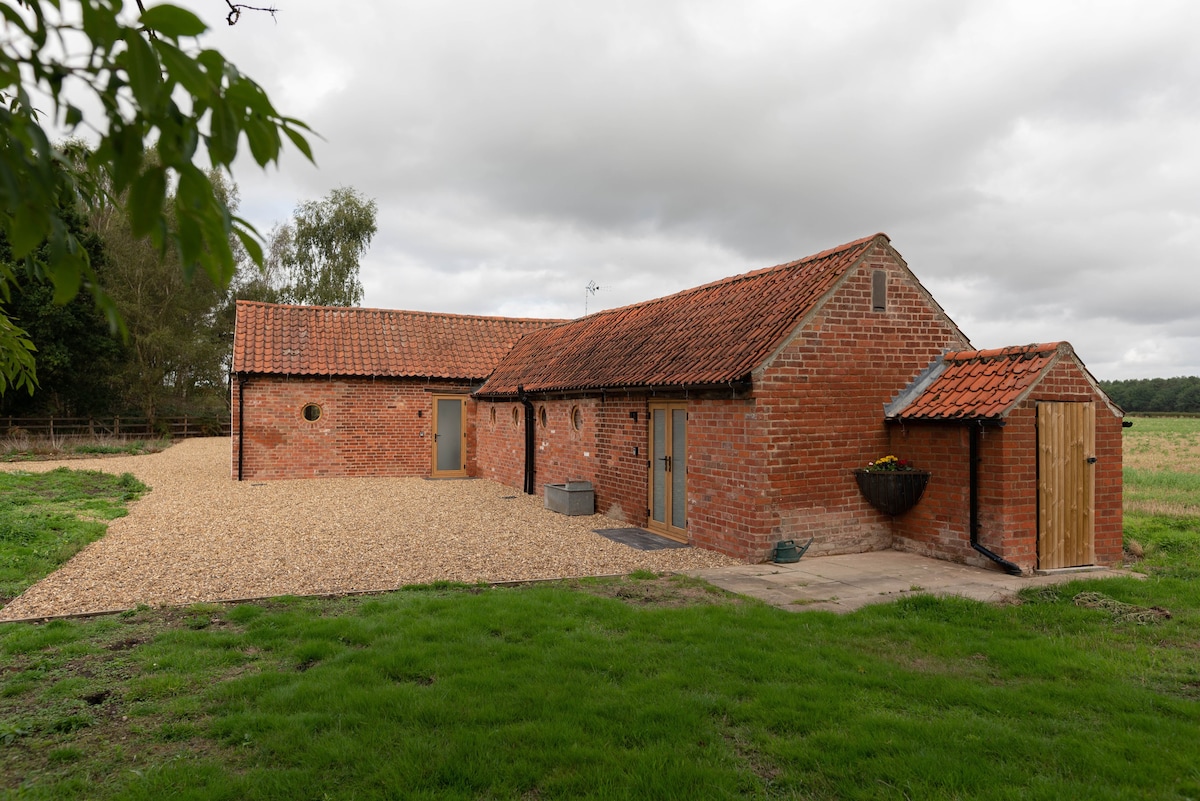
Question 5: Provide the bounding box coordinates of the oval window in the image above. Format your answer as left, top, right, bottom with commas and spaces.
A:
512, 407, 521, 428
571, 406, 583, 430
302, 403, 322, 422
490, 406, 497, 427
538, 406, 548, 428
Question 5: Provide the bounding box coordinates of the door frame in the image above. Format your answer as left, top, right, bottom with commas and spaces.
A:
431, 395, 468, 478
647, 401, 688, 542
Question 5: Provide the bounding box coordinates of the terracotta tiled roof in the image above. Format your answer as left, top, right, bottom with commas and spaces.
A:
889, 342, 1070, 421
233, 301, 562, 379
476, 234, 888, 396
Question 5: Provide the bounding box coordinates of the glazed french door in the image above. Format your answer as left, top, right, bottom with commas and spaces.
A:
648, 402, 687, 541
431, 396, 468, 478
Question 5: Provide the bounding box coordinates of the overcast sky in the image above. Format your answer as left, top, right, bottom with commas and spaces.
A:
191, 0, 1199, 380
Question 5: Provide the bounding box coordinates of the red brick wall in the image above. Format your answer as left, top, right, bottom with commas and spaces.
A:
747, 249, 970, 560
475, 396, 652, 523
231, 376, 477, 480
685, 398, 769, 558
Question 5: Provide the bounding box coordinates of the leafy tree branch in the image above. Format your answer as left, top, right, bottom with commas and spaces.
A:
0, 0, 314, 393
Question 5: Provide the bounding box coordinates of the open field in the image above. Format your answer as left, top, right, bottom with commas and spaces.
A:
1124, 416, 1200, 517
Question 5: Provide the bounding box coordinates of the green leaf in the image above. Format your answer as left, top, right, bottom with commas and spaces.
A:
123, 30, 162, 110
283, 126, 316, 163
139, 5, 208, 38
208, 101, 240, 166
63, 104, 83, 128
234, 223, 265, 267
80, 2, 120, 49
155, 40, 211, 99
128, 167, 167, 238
9, 203, 47, 258
244, 114, 280, 167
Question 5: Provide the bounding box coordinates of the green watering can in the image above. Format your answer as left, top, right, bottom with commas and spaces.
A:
772, 537, 813, 564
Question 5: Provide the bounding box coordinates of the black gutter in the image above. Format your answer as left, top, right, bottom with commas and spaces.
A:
518, 385, 536, 495
969, 423, 1023, 575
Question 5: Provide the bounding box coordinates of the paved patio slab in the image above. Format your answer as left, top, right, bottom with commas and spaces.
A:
686, 550, 1135, 613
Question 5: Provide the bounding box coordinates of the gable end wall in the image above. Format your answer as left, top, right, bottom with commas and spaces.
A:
232, 375, 477, 480
751, 248, 970, 559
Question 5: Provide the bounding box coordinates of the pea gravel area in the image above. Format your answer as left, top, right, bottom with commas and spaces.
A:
0, 438, 738, 620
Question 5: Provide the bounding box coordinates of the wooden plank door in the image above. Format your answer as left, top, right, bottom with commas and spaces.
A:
1037, 401, 1096, 569
431, 396, 468, 478
648, 402, 687, 541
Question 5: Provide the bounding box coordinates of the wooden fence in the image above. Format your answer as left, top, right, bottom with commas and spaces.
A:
2, 415, 231, 440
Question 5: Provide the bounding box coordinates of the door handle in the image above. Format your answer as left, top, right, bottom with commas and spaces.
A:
1086, 456, 1097, 464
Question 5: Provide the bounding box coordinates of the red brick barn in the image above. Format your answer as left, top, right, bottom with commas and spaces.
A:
230, 301, 559, 480
231, 234, 1124, 573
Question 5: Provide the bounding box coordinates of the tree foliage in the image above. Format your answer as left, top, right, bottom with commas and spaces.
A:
1100, 376, 1200, 414
0, 0, 313, 393
0, 207, 124, 417
271, 187, 377, 307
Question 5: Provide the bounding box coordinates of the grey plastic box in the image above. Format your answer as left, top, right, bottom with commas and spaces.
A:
544, 481, 594, 516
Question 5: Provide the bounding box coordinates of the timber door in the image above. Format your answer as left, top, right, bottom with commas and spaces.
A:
431, 396, 468, 478
1037, 401, 1096, 569
648, 402, 687, 541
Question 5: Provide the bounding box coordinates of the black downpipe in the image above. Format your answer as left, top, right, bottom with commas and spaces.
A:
518, 386, 536, 495
236, 373, 246, 482
969, 424, 1023, 575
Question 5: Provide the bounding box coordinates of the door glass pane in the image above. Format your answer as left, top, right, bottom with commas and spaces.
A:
436, 399, 462, 472
652, 409, 666, 524
671, 408, 687, 529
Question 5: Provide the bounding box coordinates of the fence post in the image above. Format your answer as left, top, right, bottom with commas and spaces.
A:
115, 416, 120, 436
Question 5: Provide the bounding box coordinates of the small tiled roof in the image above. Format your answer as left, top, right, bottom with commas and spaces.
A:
476, 234, 888, 396
233, 301, 561, 379
890, 342, 1069, 421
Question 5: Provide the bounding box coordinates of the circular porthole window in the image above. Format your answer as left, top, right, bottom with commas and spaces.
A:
512, 407, 521, 428
302, 403, 322, 422
571, 405, 583, 431
538, 406, 548, 428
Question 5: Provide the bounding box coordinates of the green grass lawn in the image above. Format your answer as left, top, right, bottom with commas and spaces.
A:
0, 424, 1196, 799
0, 468, 147, 604
1, 567, 1197, 800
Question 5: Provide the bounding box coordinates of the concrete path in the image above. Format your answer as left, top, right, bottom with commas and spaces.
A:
686, 550, 1135, 613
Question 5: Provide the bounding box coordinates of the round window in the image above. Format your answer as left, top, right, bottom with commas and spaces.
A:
489, 406, 497, 427
571, 405, 583, 431
538, 406, 548, 428
302, 403, 322, 422
512, 406, 521, 428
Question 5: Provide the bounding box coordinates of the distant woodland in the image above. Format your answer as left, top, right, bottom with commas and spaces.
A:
1099, 377, 1200, 413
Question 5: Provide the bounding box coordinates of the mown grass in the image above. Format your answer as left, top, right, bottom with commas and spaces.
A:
0, 469, 147, 604
1, 566, 1198, 800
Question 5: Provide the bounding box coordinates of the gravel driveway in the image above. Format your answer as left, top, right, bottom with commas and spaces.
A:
0, 438, 737, 620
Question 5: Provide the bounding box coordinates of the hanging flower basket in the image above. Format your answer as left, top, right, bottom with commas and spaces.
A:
853, 463, 931, 516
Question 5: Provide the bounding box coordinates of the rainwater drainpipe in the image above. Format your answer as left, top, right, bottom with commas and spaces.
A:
969, 423, 1023, 576
236, 373, 246, 482
518, 385, 536, 495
